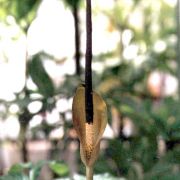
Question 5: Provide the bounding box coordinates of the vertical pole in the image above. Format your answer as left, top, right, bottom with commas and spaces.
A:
176, 0, 180, 98
85, 0, 93, 124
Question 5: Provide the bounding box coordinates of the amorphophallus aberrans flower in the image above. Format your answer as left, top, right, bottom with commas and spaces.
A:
72, 85, 107, 179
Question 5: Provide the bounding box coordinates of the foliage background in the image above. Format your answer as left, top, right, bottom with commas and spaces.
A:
0, 0, 180, 179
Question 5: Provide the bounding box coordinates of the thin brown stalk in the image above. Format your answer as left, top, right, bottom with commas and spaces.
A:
85, 0, 93, 124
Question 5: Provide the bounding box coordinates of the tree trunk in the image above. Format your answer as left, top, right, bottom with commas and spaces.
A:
73, 4, 81, 76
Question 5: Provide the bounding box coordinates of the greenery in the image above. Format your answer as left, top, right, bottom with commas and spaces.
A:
0, 161, 69, 180
0, 0, 180, 179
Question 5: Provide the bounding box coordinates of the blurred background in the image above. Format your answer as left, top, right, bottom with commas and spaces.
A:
0, 0, 180, 179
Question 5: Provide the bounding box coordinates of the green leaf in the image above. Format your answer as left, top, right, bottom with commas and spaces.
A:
12, 0, 38, 20
65, 0, 81, 8
0, 173, 29, 180
164, 147, 180, 164
28, 53, 55, 97
160, 173, 180, 180
150, 163, 172, 175
0, 0, 40, 30
120, 104, 134, 114
49, 161, 69, 177
9, 163, 32, 174
29, 161, 47, 180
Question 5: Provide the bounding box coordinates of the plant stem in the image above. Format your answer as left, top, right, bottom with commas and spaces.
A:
85, 0, 93, 123
19, 106, 32, 162
20, 123, 28, 162
73, 3, 81, 76
86, 166, 93, 180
